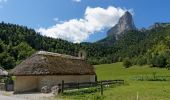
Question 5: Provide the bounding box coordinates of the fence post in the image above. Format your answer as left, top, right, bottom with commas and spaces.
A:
136, 92, 139, 100
95, 75, 97, 82
61, 80, 64, 93
77, 82, 79, 89
100, 81, 103, 95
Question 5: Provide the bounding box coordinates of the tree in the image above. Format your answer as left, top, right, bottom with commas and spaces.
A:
0, 40, 6, 53
0, 52, 15, 69
14, 42, 35, 60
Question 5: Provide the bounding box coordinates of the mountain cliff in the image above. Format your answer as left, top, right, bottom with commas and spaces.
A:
107, 11, 136, 36
97, 11, 136, 46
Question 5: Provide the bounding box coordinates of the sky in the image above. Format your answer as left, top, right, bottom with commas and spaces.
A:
0, 0, 170, 43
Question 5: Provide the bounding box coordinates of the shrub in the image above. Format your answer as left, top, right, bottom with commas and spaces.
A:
166, 57, 170, 70
166, 64, 170, 70
123, 58, 132, 68
151, 55, 166, 68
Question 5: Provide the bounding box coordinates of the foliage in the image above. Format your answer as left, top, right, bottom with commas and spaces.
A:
123, 58, 132, 68
137, 56, 147, 66
150, 54, 167, 67
0, 52, 15, 69
4, 76, 13, 84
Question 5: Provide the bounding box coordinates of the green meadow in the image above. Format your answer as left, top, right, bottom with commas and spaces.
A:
60, 62, 170, 100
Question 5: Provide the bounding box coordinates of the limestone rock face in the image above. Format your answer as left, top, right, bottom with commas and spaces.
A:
107, 11, 136, 36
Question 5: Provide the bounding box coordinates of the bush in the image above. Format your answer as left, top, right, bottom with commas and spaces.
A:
123, 58, 132, 68
151, 55, 166, 68
166, 56, 170, 70
166, 64, 170, 70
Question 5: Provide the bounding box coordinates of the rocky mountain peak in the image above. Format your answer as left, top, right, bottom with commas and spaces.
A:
107, 11, 136, 36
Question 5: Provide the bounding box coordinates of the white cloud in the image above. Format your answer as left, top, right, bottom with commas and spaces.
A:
53, 18, 59, 22
0, 0, 7, 2
72, 0, 81, 3
37, 6, 131, 43
0, 0, 7, 8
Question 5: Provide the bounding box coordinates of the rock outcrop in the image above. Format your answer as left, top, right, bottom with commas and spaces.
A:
107, 11, 136, 36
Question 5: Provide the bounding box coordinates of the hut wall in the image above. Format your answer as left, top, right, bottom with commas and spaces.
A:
14, 76, 39, 93
14, 75, 95, 92
38, 75, 95, 91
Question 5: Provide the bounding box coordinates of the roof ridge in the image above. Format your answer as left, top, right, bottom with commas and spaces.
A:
36, 51, 82, 60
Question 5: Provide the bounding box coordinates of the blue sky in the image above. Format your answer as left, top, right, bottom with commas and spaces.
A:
0, 0, 170, 43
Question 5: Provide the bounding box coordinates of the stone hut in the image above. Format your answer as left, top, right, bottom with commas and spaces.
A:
10, 51, 96, 93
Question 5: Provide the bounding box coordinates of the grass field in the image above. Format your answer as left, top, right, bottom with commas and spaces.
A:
60, 62, 170, 100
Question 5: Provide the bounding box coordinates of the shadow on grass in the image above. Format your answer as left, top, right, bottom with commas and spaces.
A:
62, 87, 98, 96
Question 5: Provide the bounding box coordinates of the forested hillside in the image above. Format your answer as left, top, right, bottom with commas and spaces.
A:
1, 22, 170, 69
0, 22, 115, 69
112, 26, 170, 68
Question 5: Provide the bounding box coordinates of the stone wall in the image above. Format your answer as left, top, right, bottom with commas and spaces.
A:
38, 75, 95, 91
14, 75, 95, 93
14, 76, 39, 93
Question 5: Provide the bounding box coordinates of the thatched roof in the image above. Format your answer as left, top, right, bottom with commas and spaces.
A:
10, 51, 95, 76
0, 67, 8, 76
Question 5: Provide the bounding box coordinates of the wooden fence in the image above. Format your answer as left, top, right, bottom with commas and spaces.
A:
60, 80, 124, 95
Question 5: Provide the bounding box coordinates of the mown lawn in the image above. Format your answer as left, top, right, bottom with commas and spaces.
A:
59, 62, 170, 100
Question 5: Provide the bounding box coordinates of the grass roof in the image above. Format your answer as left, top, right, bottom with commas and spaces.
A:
10, 51, 95, 76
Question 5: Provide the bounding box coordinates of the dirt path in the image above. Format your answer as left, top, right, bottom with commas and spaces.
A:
0, 95, 26, 100
0, 91, 56, 100
12, 93, 55, 100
